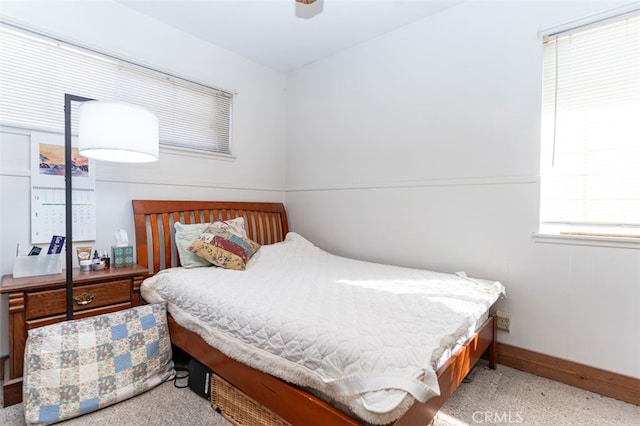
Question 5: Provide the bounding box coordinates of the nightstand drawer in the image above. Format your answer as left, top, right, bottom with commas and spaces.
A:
25, 279, 131, 320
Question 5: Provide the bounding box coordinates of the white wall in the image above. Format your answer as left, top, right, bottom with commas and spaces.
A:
285, 1, 640, 379
0, 1, 287, 355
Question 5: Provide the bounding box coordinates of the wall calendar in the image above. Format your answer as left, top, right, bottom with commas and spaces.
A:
30, 131, 97, 244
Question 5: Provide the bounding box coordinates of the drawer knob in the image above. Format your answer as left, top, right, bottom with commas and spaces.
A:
73, 292, 96, 306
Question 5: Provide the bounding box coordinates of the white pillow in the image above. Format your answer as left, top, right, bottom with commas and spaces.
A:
174, 222, 209, 268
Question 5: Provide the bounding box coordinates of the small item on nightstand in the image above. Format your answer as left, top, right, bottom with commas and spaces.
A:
91, 250, 105, 271
76, 246, 92, 264
112, 229, 134, 268
79, 260, 92, 272
47, 235, 65, 254
112, 246, 134, 268
28, 246, 42, 256
101, 250, 110, 268
13, 253, 62, 278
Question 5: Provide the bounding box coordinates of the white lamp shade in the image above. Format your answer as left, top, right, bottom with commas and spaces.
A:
79, 101, 159, 163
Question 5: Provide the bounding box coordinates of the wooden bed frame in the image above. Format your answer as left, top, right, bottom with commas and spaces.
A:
132, 200, 497, 425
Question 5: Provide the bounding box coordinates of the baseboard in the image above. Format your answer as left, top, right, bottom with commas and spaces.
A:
497, 343, 639, 406
0, 355, 7, 381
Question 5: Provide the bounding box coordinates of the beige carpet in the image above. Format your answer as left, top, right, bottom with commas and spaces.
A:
1, 363, 638, 425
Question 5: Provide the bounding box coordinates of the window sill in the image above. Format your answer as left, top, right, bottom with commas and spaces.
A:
160, 145, 236, 161
532, 233, 640, 249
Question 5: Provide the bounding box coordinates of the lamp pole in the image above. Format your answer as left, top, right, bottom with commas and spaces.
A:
64, 94, 93, 320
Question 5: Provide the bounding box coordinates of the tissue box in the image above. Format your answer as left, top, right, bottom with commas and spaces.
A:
13, 254, 62, 278
111, 246, 134, 268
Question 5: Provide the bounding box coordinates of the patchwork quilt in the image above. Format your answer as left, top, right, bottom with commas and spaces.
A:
23, 303, 175, 425
141, 232, 505, 425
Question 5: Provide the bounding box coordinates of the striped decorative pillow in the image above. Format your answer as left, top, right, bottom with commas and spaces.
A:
188, 225, 260, 271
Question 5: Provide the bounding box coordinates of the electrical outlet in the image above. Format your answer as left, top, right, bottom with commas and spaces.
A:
496, 310, 511, 332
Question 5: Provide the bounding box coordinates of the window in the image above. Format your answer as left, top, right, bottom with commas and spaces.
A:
0, 23, 233, 155
539, 10, 640, 238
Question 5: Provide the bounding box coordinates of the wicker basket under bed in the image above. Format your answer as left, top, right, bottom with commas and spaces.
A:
211, 373, 291, 426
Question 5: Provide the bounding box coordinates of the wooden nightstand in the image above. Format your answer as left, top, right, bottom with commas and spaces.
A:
0, 264, 149, 407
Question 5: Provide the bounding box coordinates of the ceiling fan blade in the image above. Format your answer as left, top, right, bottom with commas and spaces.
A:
296, 0, 317, 4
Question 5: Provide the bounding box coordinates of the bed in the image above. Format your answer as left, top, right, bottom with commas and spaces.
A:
132, 200, 504, 425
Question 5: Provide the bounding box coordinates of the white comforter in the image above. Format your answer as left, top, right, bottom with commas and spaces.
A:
141, 232, 504, 424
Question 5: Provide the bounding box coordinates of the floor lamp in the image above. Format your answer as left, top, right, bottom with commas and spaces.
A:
64, 93, 159, 320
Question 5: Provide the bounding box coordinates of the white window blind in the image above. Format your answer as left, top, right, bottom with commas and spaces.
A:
540, 11, 640, 237
0, 24, 233, 155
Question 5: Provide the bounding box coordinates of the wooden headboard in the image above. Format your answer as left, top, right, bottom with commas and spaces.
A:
132, 200, 289, 275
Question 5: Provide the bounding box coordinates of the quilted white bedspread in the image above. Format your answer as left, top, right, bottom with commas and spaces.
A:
141, 232, 505, 424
